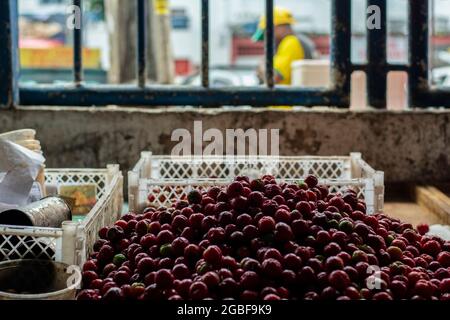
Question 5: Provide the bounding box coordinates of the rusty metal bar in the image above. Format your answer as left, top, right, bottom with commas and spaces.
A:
73, 0, 83, 86
330, 0, 351, 107
15, 0, 445, 108
201, 0, 209, 88
137, 0, 147, 87
20, 85, 347, 107
264, 0, 275, 88
367, 0, 387, 109
352, 63, 409, 72
265, 0, 274, 88
409, 0, 429, 108
0, 0, 19, 108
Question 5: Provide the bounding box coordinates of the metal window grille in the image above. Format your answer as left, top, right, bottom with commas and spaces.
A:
0, 0, 448, 108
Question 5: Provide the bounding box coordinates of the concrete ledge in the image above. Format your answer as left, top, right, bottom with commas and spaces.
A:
1, 107, 449, 183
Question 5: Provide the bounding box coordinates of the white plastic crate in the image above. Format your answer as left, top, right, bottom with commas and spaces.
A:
128, 152, 384, 215
0, 165, 123, 267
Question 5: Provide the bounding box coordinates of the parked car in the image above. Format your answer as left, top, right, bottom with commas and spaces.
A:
181, 66, 260, 87
432, 66, 450, 87
432, 51, 450, 87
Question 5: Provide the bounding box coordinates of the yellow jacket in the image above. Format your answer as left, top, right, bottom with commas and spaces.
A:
274, 35, 305, 85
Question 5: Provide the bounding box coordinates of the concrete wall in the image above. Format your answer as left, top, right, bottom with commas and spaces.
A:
1, 107, 449, 184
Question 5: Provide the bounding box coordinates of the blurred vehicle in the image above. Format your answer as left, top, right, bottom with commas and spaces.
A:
432, 67, 450, 87
432, 51, 450, 87
178, 66, 259, 108
444, 73, 450, 87
181, 66, 259, 87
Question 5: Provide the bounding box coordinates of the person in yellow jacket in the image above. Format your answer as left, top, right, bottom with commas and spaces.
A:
253, 7, 312, 86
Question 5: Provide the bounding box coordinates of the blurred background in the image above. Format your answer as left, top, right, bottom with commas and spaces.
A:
17, 0, 450, 91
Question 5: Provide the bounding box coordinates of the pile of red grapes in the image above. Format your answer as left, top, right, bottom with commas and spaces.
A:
78, 175, 450, 300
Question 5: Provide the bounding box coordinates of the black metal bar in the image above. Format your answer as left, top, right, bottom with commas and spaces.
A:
137, 0, 147, 87
201, 0, 209, 88
73, 0, 83, 85
9, 0, 381, 108
352, 64, 409, 72
330, 0, 351, 107
367, 0, 387, 109
409, 0, 429, 108
351, 64, 367, 72
414, 88, 450, 108
265, 0, 274, 88
385, 64, 409, 72
19, 85, 346, 107
0, 0, 19, 108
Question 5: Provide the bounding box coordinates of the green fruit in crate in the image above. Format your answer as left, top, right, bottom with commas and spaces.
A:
132, 282, 145, 289
297, 181, 308, 190
390, 261, 407, 275
160, 244, 173, 257
113, 254, 127, 267
352, 250, 368, 263
385, 235, 395, 246
387, 246, 403, 261
196, 261, 212, 275
130, 283, 146, 298
315, 254, 325, 262
338, 220, 354, 234
327, 219, 339, 229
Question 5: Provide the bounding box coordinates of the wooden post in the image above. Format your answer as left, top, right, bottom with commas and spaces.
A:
105, 0, 174, 85
104, 0, 137, 84
415, 186, 450, 225
151, 0, 174, 84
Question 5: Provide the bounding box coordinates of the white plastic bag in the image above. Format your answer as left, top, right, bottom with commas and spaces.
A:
0, 138, 46, 212
428, 225, 450, 241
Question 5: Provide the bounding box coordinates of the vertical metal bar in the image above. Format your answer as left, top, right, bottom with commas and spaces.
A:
137, 0, 147, 87
73, 0, 83, 85
367, 0, 387, 109
0, 0, 19, 108
201, 0, 209, 88
330, 0, 351, 107
409, 0, 429, 108
265, 0, 274, 88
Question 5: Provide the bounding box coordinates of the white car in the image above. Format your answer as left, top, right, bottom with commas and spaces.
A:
181, 66, 260, 87
432, 66, 450, 87
432, 51, 450, 87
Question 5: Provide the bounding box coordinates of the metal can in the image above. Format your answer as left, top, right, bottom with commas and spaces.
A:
0, 197, 72, 228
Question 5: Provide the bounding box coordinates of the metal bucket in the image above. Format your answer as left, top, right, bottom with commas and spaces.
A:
0, 260, 81, 300
0, 197, 72, 228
